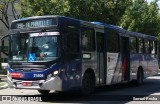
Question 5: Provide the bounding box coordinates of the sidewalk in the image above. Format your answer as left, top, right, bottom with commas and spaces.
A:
0, 74, 8, 90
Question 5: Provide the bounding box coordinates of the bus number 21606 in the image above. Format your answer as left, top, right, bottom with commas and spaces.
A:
33, 74, 44, 78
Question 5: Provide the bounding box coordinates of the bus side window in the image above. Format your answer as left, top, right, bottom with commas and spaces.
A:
154, 41, 157, 54
81, 28, 95, 51
144, 39, 149, 54
130, 37, 137, 53
96, 32, 104, 52
150, 40, 157, 54
63, 24, 79, 53
138, 38, 143, 53
149, 40, 154, 54
107, 32, 119, 52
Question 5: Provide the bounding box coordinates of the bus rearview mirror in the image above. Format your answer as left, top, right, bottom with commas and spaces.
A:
1, 35, 9, 56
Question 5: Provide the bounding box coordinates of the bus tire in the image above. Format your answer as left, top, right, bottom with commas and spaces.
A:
81, 72, 95, 95
37, 90, 50, 94
136, 69, 144, 86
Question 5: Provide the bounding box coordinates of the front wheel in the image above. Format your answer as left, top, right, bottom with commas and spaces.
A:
81, 72, 95, 95
37, 90, 50, 95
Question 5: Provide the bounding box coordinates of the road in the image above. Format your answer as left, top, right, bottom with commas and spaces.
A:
1, 74, 160, 104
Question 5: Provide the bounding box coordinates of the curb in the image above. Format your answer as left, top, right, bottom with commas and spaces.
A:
0, 75, 7, 77
0, 74, 7, 77
0, 82, 8, 90
0, 74, 8, 90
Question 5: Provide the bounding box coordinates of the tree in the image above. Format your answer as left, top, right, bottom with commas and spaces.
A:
20, 0, 132, 24
66, 0, 132, 24
118, 0, 160, 36
0, 0, 20, 29
20, 0, 69, 17
20, 0, 160, 36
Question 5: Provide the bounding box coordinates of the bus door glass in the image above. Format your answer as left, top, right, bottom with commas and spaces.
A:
96, 30, 106, 85
121, 36, 130, 81
106, 31, 119, 84
62, 23, 81, 87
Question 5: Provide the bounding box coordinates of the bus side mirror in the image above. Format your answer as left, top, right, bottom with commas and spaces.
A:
1, 35, 9, 56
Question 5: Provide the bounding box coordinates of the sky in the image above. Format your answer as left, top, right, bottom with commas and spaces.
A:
147, 0, 160, 7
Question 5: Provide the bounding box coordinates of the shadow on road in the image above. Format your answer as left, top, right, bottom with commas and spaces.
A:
7, 73, 160, 103
18, 79, 160, 103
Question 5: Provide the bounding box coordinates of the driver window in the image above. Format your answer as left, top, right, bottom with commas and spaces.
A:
63, 24, 79, 53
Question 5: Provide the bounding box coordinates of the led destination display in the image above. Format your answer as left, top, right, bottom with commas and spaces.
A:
11, 18, 57, 29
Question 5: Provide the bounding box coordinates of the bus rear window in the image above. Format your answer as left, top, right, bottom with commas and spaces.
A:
82, 28, 95, 51
107, 32, 119, 52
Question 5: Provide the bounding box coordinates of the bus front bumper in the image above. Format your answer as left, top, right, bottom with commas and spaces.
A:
7, 76, 62, 91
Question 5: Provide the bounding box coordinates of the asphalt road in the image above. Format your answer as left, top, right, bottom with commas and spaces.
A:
1, 74, 160, 104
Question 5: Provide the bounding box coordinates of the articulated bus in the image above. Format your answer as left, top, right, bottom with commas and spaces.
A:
1, 15, 158, 95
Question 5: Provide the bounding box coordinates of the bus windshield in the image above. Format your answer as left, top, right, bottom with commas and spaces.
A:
10, 32, 60, 62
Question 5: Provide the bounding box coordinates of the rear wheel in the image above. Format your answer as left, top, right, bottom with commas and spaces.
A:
37, 90, 50, 94
81, 72, 95, 95
136, 69, 144, 85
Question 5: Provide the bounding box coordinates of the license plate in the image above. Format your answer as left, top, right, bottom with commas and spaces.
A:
22, 82, 32, 86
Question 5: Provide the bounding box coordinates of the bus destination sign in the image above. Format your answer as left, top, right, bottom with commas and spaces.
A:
11, 18, 57, 29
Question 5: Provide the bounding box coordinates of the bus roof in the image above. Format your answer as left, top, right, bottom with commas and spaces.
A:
11, 15, 59, 23
11, 15, 157, 40
92, 21, 157, 40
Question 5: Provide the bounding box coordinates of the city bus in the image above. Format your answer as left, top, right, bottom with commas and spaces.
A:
1, 15, 159, 95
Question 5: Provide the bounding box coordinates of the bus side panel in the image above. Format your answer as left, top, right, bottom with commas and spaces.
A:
138, 54, 147, 77
130, 53, 158, 80
130, 52, 158, 80
61, 60, 82, 91
146, 54, 158, 77
106, 52, 123, 84
81, 52, 97, 84
130, 53, 140, 80
139, 54, 155, 78
59, 17, 82, 91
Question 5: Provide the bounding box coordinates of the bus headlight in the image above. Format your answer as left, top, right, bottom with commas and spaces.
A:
46, 70, 59, 80
53, 70, 59, 76
47, 73, 52, 79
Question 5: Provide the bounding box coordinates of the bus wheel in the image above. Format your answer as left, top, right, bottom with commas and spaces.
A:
136, 69, 144, 85
81, 72, 95, 95
37, 90, 50, 94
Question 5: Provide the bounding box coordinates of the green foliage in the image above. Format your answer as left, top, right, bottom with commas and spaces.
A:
19, 0, 160, 37
118, 0, 160, 36
21, 0, 69, 17
20, 0, 131, 24
0, 0, 20, 29
65, 0, 132, 24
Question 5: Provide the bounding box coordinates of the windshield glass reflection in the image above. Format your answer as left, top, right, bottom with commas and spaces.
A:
10, 32, 60, 62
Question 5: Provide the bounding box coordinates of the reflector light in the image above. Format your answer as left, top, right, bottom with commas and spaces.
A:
10, 73, 24, 78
